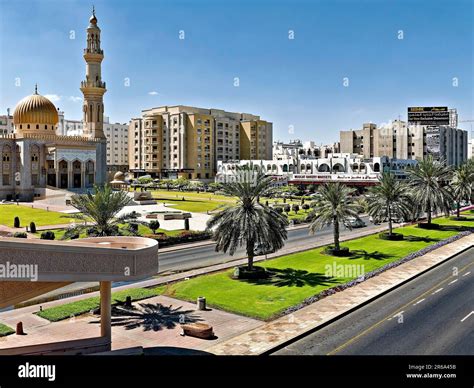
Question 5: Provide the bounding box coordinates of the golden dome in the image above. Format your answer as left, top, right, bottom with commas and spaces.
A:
13, 87, 59, 126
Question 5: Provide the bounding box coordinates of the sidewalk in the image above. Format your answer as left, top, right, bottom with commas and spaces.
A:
206, 233, 474, 355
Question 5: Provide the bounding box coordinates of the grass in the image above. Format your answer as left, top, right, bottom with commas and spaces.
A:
164, 223, 461, 320
0, 322, 15, 337
36, 286, 165, 322
0, 204, 79, 227
33, 225, 184, 240
286, 210, 311, 221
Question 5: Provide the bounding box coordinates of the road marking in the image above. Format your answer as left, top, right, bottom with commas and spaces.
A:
460, 311, 474, 322
327, 261, 474, 355
462, 271, 470, 277
449, 279, 458, 285
413, 298, 425, 305
432, 288, 443, 294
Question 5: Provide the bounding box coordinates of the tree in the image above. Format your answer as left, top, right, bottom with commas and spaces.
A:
65, 185, 142, 238
367, 172, 411, 236
292, 204, 300, 214
148, 220, 161, 234
309, 183, 361, 252
406, 156, 453, 225
207, 174, 288, 271
451, 162, 474, 218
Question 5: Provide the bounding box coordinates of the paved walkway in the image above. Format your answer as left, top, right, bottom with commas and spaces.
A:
0, 295, 263, 354
206, 233, 474, 355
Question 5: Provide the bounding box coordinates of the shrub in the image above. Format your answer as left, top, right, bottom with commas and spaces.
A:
275, 207, 283, 214
148, 220, 161, 234
418, 222, 440, 230
324, 246, 350, 256
302, 204, 310, 211
29, 222, 36, 234
379, 232, 404, 241
14, 217, 20, 228
129, 223, 139, 234
40, 231, 55, 240
284, 204, 291, 213
292, 204, 300, 214
13, 232, 27, 239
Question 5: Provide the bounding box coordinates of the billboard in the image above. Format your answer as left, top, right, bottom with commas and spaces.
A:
425, 127, 440, 159
407, 107, 449, 126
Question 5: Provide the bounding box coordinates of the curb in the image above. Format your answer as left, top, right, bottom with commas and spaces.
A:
261, 242, 473, 355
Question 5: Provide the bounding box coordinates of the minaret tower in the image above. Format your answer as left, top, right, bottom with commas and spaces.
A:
80, 6, 107, 185
80, 6, 106, 139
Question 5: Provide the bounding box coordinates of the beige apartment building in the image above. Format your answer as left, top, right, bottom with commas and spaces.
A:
129, 105, 272, 180
340, 120, 468, 166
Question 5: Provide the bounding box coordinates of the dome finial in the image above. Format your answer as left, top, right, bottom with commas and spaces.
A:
34, 83, 38, 94
89, 5, 98, 24
92, 5, 95, 16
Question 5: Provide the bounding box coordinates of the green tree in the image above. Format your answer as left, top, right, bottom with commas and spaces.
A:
451, 162, 474, 218
207, 174, 288, 271
367, 172, 411, 236
309, 183, 360, 252
66, 185, 141, 237
406, 156, 453, 225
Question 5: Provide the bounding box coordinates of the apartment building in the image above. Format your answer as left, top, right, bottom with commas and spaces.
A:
0, 109, 14, 135
129, 105, 273, 180
340, 120, 467, 166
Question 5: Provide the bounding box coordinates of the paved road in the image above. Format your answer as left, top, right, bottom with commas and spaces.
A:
273, 247, 474, 355
157, 215, 380, 273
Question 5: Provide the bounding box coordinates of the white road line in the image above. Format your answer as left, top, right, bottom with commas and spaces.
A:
462, 271, 471, 277
392, 311, 404, 319
449, 279, 458, 285
460, 311, 474, 323
413, 298, 425, 306
432, 288, 443, 295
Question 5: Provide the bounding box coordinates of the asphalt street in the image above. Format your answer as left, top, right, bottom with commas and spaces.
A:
273, 247, 474, 355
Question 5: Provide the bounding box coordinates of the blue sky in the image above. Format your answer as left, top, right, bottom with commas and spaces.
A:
0, 0, 472, 143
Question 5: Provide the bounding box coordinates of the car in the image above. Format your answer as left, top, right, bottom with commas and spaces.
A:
254, 243, 276, 256
344, 217, 366, 228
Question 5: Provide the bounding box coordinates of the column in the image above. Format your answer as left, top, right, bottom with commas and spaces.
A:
100, 281, 112, 342
67, 161, 73, 189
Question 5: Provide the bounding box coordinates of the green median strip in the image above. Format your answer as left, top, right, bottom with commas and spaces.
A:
35, 286, 165, 322
164, 221, 468, 321
0, 322, 15, 337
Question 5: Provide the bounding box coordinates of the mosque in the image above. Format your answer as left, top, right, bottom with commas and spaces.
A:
0, 8, 107, 201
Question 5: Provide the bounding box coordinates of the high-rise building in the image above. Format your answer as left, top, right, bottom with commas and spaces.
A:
80, 6, 107, 185
340, 118, 467, 166
129, 105, 273, 180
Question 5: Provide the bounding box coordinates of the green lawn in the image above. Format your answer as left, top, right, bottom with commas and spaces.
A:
287, 210, 311, 221
36, 286, 165, 322
152, 196, 229, 213
165, 223, 461, 320
0, 204, 78, 227
0, 322, 15, 337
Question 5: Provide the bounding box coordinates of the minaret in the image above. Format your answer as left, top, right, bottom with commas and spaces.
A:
80, 6, 106, 139
80, 6, 107, 185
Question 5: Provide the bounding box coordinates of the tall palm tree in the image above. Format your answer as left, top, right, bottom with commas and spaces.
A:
309, 182, 361, 252
207, 173, 288, 271
451, 162, 474, 218
66, 185, 140, 237
406, 156, 453, 225
367, 172, 411, 236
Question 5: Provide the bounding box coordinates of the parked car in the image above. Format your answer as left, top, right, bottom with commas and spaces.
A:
254, 242, 276, 256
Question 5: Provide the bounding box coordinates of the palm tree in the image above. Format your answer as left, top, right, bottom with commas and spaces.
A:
207, 174, 288, 271
65, 185, 141, 237
451, 162, 474, 218
309, 182, 361, 252
406, 156, 453, 225
367, 172, 411, 236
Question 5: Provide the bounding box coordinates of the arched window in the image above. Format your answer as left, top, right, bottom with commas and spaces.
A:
373, 163, 380, 172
